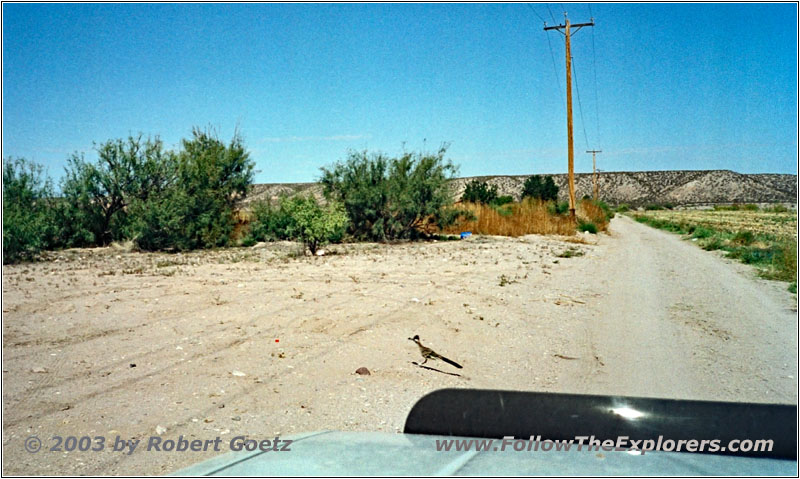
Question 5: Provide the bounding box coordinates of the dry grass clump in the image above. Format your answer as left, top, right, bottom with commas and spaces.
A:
442, 199, 577, 237
576, 199, 611, 233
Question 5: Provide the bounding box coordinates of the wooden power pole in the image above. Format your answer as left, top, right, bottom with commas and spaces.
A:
545, 14, 594, 218
586, 149, 602, 200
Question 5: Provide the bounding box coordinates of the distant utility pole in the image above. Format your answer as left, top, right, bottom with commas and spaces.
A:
586, 150, 602, 200
545, 13, 594, 218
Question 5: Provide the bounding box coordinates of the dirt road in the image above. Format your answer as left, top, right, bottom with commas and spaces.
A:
2, 216, 796, 475
559, 215, 797, 402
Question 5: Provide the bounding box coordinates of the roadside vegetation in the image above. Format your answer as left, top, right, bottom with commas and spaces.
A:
5, 137, 616, 264
441, 177, 613, 237
631, 207, 797, 292
3, 128, 255, 264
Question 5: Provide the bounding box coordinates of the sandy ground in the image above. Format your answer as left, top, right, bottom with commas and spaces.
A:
2, 215, 797, 475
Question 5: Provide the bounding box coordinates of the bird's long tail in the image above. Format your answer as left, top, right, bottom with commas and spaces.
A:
439, 355, 463, 369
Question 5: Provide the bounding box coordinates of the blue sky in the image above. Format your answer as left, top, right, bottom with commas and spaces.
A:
3, 2, 797, 184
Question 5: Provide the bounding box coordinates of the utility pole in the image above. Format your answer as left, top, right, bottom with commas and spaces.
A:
545, 13, 594, 219
586, 149, 602, 200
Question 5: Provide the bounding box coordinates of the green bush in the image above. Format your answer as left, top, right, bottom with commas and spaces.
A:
547, 201, 570, 216
522, 175, 559, 201
645, 204, 665, 211
616, 204, 630, 213
124, 187, 188, 251
244, 196, 348, 254
491, 204, 514, 217
167, 128, 253, 249
577, 220, 598, 234
284, 196, 348, 254
58, 135, 178, 247
244, 199, 295, 243
691, 227, 714, 239
701, 237, 725, 251
714, 203, 760, 211
3, 157, 58, 263
320, 147, 458, 241
121, 128, 254, 251
592, 199, 614, 221
461, 179, 498, 205
493, 195, 514, 206
731, 230, 755, 246
764, 204, 789, 213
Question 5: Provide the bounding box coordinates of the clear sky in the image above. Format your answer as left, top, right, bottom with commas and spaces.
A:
3, 2, 797, 184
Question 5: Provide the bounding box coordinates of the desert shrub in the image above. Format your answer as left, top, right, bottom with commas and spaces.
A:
3, 157, 58, 263
731, 230, 755, 246
616, 204, 630, 213
691, 227, 714, 239
645, 204, 664, 211
577, 220, 598, 234
493, 195, 514, 206
491, 203, 514, 217
592, 200, 614, 221
122, 128, 254, 251
283, 196, 348, 254
761, 239, 797, 282
522, 175, 559, 201
576, 199, 610, 232
714, 203, 759, 211
244, 199, 296, 243
763, 204, 789, 213
547, 201, 570, 216
461, 179, 498, 205
168, 128, 253, 249
124, 186, 190, 251
244, 196, 348, 253
58, 135, 178, 247
320, 147, 458, 240
701, 237, 725, 251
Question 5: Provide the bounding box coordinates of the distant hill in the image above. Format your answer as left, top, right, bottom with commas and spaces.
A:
241, 170, 797, 208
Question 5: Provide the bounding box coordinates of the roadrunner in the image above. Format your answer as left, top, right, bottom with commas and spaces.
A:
408, 335, 463, 369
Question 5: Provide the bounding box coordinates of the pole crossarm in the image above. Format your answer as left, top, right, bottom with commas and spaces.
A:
544, 21, 594, 33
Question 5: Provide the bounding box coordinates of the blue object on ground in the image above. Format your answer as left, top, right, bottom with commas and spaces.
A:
460, 232, 472, 239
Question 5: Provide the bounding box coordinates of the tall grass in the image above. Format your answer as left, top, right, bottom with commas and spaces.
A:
441, 198, 610, 237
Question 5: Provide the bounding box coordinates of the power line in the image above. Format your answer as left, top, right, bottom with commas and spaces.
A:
546, 4, 557, 24
590, 13, 601, 149
525, 3, 547, 25
546, 26, 564, 105
571, 55, 590, 150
